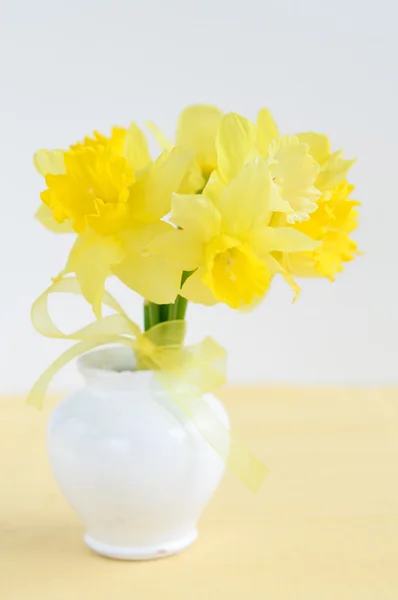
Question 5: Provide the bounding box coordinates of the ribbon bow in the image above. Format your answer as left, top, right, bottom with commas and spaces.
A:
27, 278, 268, 491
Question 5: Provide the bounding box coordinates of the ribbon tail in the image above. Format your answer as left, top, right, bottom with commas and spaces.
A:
26, 335, 135, 410
157, 373, 268, 492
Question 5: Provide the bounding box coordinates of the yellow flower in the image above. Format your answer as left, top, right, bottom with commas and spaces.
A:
149, 107, 321, 226
41, 145, 134, 234
296, 132, 356, 197
147, 104, 223, 193
35, 124, 192, 314
285, 180, 360, 280
211, 110, 322, 224
71, 126, 127, 155
35, 123, 155, 235
53, 231, 125, 318
148, 160, 319, 309
276, 132, 359, 281
33, 110, 360, 313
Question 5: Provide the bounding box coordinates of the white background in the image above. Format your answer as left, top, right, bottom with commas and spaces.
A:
0, 0, 397, 392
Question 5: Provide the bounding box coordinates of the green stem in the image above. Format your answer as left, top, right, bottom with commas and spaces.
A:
148, 302, 160, 329
175, 295, 188, 320
143, 271, 194, 331
144, 301, 150, 331
158, 304, 166, 323
167, 303, 177, 320
174, 270, 192, 321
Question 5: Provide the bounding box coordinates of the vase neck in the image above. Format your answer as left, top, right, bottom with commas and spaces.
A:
77, 347, 157, 394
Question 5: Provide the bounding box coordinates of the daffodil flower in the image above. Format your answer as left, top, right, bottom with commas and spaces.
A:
149, 107, 323, 225
296, 132, 356, 197
213, 110, 322, 224
284, 180, 360, 280
34, 124, 192, 315
148, 160, 319, 309
147, 104, 223, 193
278, 133, 359, 281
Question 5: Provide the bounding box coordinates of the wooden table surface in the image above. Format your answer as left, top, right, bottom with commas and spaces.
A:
1, 387, 397, 600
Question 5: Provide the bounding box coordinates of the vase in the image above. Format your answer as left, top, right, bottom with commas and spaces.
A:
47, 346, 228, 560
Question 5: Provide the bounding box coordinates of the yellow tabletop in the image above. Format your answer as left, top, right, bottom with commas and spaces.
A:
1, 387, 398, 600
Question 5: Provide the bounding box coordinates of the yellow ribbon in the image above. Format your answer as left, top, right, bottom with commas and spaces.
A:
27, 278, 268, 491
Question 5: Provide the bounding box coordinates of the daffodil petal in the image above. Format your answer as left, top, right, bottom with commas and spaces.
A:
216, 160, 274, 237
74, 127, 127, 154
269, 135, 321, 222
130, 148, 193, 222
124, 122, 152, 172
249, 226, 319, 255
147, 229, 204, 271
112, 221, 183, 304
266, 179, 293, 217
34, 150, 66, 176
117, 220, 173, 254
178, 159, 205, 194
171, 193, 221, 242
58, 233, 125, 318
35, 204, 74, 233
181, 268, 218, 306
116, 253, 183, 305
216, 113, 256, 183
176, 105, 222, 175
257, 108, 280, 158
203, 170, 226, 202
265, 254, 301, 301
289, 180, 360, 280
146, 121, 173, 150
238, 295, 264, 313
316, 151, 356, 192
282, 252, 318, 278
296, 132, 331, 165
313, 233, 359, 280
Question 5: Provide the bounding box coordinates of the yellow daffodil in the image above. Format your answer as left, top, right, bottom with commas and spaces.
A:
209, 110, 322, 224
284, 180, 360, 280
297, 132, 356, 198
33, 108, 360, 316
35, 125, 192, 314
71, 126, 127, 154
40, 145, 134, 234
147, 104, 223, 193
34, 123, 157, 235
277, 132, 359, 281
149, 107, 321, 225
147, 159, 319, 309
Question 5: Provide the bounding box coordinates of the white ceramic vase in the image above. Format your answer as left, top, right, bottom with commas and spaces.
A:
47, 346, 228, 560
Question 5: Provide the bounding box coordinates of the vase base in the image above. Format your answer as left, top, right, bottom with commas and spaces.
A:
84, 530, 198, 560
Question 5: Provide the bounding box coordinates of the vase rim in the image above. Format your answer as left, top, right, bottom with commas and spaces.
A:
77, 346, 154, 391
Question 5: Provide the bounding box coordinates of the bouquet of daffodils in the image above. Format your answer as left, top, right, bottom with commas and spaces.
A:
30, 105, 359, 488
34, 104, 359, 318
